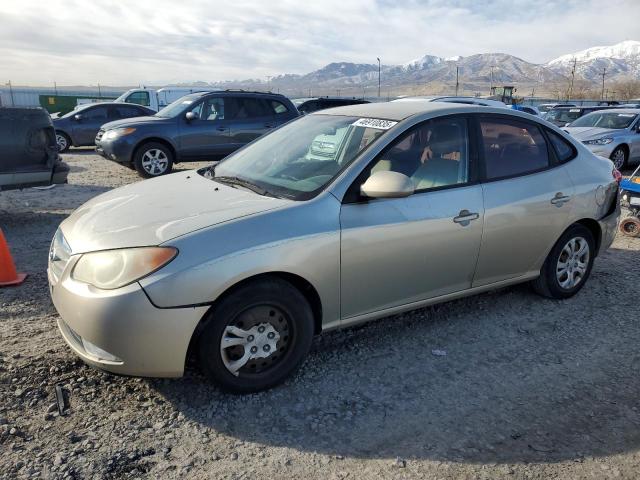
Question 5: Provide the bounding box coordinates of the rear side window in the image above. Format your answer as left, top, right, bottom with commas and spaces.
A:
271, 100, 289, 114
113, 106, 144, 119
480, 118, 549, 180
546, 130, 576, 163
82, 106, 108, 120
230, 97, 271, 119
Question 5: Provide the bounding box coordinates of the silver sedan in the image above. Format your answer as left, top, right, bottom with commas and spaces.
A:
49, 102, 620, 393
564, 108, 640, 170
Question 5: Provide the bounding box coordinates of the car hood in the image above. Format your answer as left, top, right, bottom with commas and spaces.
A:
563, 127, 620, 140
100, 115, 169, 131
60, 171, 291, 254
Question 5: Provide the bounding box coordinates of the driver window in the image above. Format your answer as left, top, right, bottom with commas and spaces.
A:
191, 98, 225, 120
369, 118, 469, 191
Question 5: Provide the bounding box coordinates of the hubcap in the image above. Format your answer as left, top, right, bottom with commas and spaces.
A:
611, 149, 625, 169
556, 237, 590, 290
219, 305, 291, 376
56, 134, 67, 151
141, 149, 169, 175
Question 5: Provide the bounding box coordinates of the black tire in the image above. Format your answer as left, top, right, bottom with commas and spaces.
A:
619, 217, 640, 237
197, 277, 314, 393
531, 224, 596, 299
133, 142, 174, 178
56, 131, 71, 153
610, 146, 628, 170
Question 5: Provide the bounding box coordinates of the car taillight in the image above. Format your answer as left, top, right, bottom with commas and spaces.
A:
612, 168, 622, 184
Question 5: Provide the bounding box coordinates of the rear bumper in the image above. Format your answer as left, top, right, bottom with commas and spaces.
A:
597, 202, 620, 253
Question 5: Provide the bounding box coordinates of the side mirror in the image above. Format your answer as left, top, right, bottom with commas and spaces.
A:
185, 111, 197, 122
360, 171, 414, 199
74, 114, 83, 122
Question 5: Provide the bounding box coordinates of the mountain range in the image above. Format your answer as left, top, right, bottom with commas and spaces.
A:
204, 40, 640, 96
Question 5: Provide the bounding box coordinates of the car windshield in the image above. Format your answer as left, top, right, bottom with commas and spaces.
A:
205, 114, 393, 200
570, 111, 638, 129
155, 94, 201, 118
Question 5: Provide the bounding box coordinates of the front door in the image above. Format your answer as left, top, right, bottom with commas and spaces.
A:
72, 105, 109, 146
472, 114, 575, 286
339, 116, 484, 319
178, 97, 231, 159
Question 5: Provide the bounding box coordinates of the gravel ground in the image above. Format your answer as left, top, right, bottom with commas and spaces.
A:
1, 150, 640, 480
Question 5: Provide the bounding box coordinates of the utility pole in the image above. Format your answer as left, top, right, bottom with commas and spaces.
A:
600, 67, 606, 100
455, 66, 460, 96
377, 57, 381, 98
336, 89, 341, 97
54, 81, 58, 95
568, 57, 577, 100
266, 76, 272, 92
7, 80, 14, 106
97, 82, 101, 98
489, 65, 494, 95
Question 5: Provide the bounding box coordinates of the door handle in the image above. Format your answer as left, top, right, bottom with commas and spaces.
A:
453, 209, 479, 226
264, 123, 275, 128
216, 126, 228, 132
550, 192, 571, 206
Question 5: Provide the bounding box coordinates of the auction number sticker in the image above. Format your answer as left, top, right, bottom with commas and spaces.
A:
352, 118, 398, 130
618, 113, 635, 117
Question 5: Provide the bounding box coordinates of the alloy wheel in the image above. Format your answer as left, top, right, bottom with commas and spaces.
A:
141, 149, 169, 175
611, 148, 626, 170
556, 236, 590, 289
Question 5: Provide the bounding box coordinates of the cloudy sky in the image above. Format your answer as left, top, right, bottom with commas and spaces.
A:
1, 0, 639, 86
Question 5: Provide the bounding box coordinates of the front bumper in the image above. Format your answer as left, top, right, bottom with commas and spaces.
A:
49, 260, 208, 377
95, 136, 136, 164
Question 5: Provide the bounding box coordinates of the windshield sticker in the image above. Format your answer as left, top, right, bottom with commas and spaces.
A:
182, 100, 193, 104
617, 113, 635, 117
569, 109, 581, 112
352, 118, 398, 130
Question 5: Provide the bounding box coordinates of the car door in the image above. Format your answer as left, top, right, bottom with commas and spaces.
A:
472, 114, 575, 287
339, 116, 485, 319
227, 96, 276, 150
178, 96, 232, 159
72, 105, 109, 146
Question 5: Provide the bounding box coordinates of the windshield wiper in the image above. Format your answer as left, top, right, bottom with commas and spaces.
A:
214, 175, 274, 197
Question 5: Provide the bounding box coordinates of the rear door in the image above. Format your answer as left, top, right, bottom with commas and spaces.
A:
340, 115, 485, 319
178, 96, 232, 159
72, 105, 109, 146
227, 96, 275, 149
472, 114, 575, 287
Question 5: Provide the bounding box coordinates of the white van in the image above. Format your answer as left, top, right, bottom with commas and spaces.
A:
115, 87, 218, 111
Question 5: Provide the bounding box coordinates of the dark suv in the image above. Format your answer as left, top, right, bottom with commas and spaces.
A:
53, 102, 155, 152
1, 107, 69, 191
95, 91, 299, 177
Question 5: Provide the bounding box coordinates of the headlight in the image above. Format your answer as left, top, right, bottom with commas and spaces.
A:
72, 247, 177, 289
102, 127, 136, 141
583, 137, 613, 145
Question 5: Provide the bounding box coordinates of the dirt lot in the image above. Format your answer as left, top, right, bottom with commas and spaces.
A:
1, 150, 640, 479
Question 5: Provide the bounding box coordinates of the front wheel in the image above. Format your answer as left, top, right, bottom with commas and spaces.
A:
197, 278, 314, 393
56, 132, 71, 153
133, 142, 174, 178
531, 224, 595, 299
610, 146, 628, 170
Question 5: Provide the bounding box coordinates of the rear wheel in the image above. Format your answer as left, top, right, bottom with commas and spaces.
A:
531, 224, 595, 299
133, 142, 174, 178
197, 278, 314, 393
56, 132, 71, 153
610, 146, 628, 170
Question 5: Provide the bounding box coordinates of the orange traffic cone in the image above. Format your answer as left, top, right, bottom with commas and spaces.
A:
0, 228, 27, 287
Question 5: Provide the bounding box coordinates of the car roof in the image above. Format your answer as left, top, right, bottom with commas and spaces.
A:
585, 108, 640, 114
312, 101, 485, 121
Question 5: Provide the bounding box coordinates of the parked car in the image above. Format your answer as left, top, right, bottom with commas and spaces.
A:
1, 107, 69, 191
95, 90, 299, 177
53, 102, 155, 152
49, 102, 620, 393
564, 108, 640, 169
393, 96, 507, 108
294, 97, 370, 114
544, 105, 618, 127
115, 87, 218, 111
537, 103, 576, 115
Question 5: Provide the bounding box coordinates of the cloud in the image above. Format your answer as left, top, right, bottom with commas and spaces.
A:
0, 0, 638, 85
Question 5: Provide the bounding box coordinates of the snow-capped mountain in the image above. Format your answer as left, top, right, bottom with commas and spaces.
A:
546, 40, 640, 81
207, 41, 639, 95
